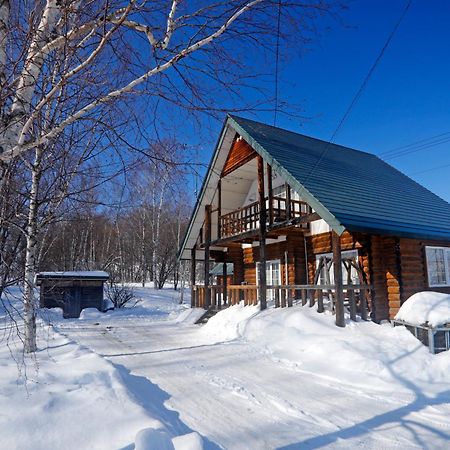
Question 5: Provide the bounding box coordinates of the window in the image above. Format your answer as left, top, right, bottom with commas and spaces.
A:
426, 246, 450, 287
315, 250, 359, 285
256, 259, 281, 301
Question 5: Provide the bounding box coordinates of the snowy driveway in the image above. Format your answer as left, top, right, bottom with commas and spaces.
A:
53, 297, 450, 450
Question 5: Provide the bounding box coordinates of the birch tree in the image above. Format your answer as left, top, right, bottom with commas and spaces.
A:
0, 1, 336, 352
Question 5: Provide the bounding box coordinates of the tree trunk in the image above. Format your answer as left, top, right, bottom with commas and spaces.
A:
24, 146, 43, 353
141, 218, 146, 287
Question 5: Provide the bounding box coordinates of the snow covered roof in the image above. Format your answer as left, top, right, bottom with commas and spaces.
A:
395, 291, 450, 328
35, 271, 109, 285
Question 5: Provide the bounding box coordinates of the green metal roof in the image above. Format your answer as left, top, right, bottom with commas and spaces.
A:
229, 115, 450, 241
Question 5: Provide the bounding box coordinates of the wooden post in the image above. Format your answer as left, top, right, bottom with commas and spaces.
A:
317, 291, 324, 313
190, 247, 196, 308
221, 262, 227, 309
332, 231, 345, 327
301, 289, 307, 306
267, 164, 273, 226
285, 183, 291, 220
217, 179, 222, 239
274, 288, 280, 308
204, 205, 212, 309
258, 156, 267, 310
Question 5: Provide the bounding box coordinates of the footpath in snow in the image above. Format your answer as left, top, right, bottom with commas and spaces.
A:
1, 285, 450, 449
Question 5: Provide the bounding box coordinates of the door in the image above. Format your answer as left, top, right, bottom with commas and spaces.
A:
257, 259, 281, 301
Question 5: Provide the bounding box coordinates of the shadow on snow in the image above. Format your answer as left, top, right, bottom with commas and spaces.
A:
114, 363, 222, 450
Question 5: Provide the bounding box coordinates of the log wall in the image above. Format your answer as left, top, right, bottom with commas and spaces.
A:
242, 234, 307, 285
220, 230, 450, 323
398, 237, 450, 299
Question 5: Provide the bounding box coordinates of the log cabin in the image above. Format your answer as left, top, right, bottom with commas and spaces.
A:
178, 115, 450, 326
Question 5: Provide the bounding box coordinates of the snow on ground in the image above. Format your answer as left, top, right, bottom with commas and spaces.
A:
395, 291, 450, 327
0, 286, 203, 450
2, 285, 450, 449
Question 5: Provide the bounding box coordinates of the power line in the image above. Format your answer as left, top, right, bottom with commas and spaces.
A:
297, 0, 412, 194
379, 131, 450, 156
410, 161, 450, 176
379, 131, 450, 160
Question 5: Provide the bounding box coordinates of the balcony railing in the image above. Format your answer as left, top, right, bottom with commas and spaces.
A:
219, 196, 311, 239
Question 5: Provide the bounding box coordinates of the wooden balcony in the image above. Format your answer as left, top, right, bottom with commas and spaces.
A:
219, 196, 311, 240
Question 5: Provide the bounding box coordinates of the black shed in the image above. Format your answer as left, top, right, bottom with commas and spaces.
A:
35, 271, 109, 318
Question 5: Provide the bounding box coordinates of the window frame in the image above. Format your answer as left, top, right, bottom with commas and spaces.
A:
425, 246, 450, 288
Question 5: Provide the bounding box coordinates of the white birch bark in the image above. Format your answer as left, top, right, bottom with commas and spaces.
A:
1, 1, 61, 156
23, 146, 43, 353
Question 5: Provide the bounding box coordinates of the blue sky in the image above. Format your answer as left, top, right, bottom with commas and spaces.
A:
190, 0, 450, 203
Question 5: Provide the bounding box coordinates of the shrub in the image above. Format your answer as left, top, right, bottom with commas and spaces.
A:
106, 284, 139, 309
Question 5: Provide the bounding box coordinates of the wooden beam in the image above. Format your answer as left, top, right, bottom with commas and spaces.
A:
257, 155, 267, 310
267, 164, 273, 226
268, 212, 321, 232
190, 247, 196, 308
222, 262, 227, 309
204, 205, 212, 309
332, 231, 345, 327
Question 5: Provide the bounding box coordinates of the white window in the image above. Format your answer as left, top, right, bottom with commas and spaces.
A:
315, 250, 359, 286
256, 259, 281, 300
426, 246, 450, 287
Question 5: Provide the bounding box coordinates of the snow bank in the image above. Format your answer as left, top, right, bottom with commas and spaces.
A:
199, 303, 260, 341
172, 432, 203, 450
134, 429, 203, 450
171, 307, 205, 325
79, 307, 104, 320
395, 291, 450, 327
135, 428, 174, 450
200, 302, 450, 392
0, 327, 162, 450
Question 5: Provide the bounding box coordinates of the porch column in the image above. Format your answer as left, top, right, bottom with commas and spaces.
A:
190, 246, 196, 308
258, 156, 267, 310
222, 262, 227, 309
332, 231, 345, 327
267, 164, 273, 226
204, 204, 212, 309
